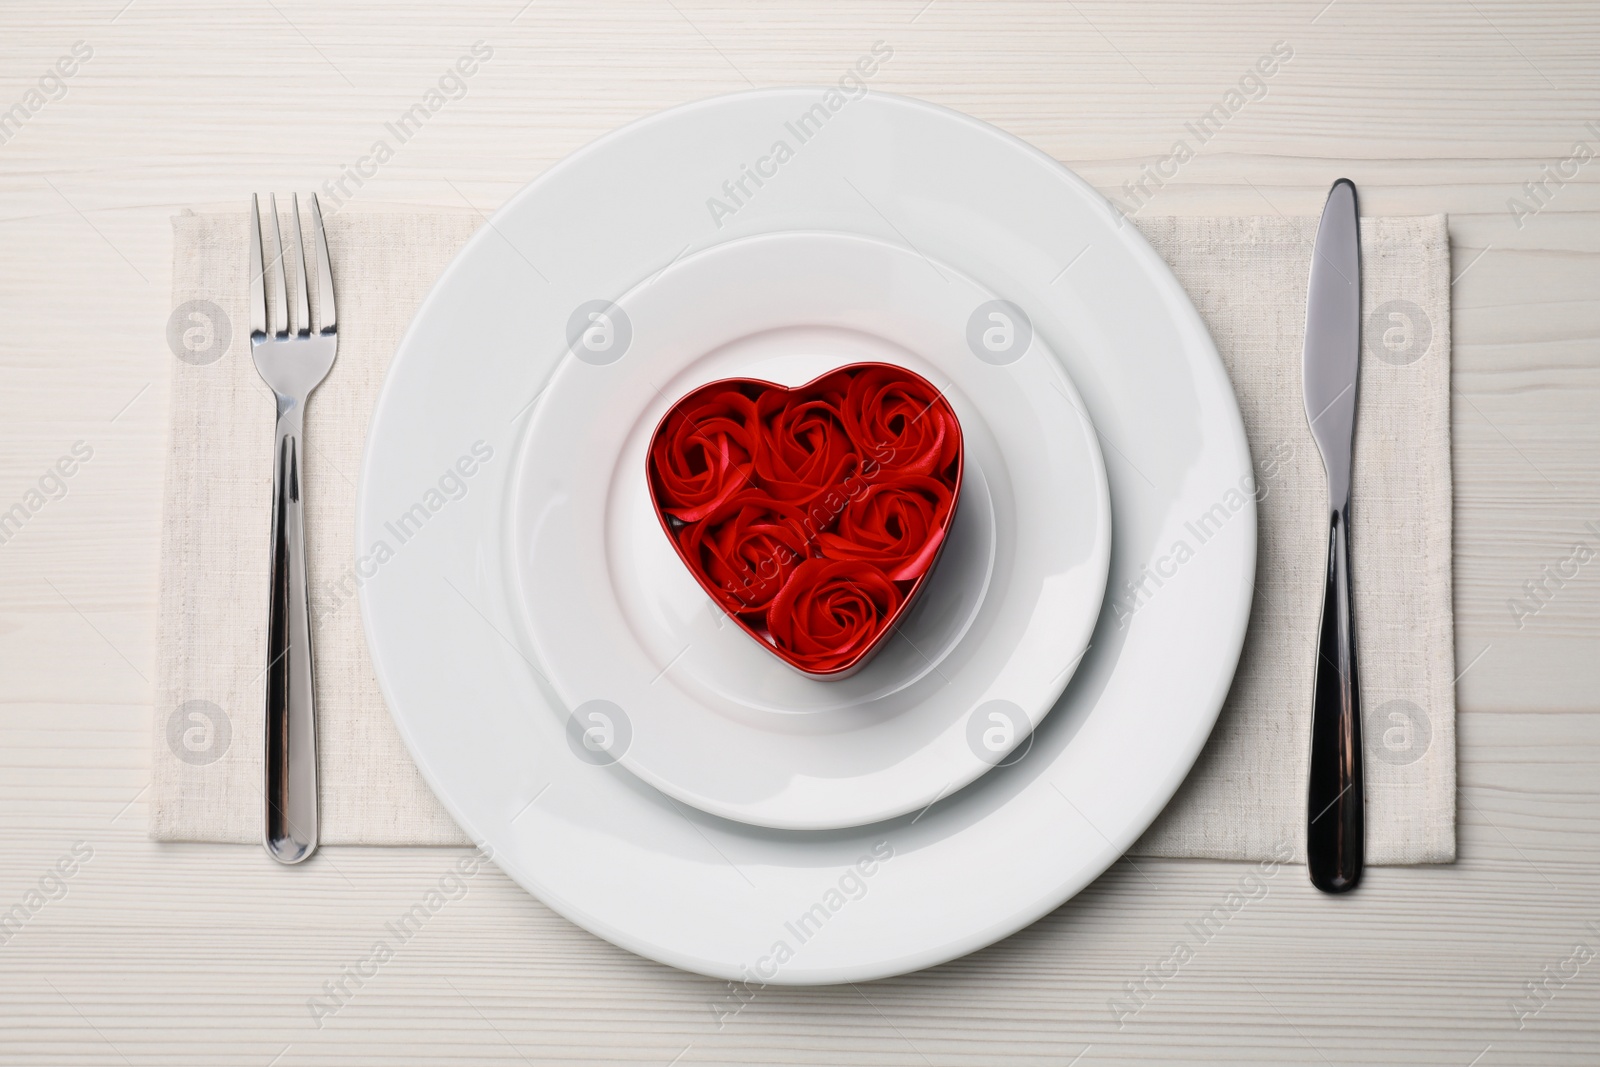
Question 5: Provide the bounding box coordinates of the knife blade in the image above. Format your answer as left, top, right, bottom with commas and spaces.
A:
1302, 177, 1364, 894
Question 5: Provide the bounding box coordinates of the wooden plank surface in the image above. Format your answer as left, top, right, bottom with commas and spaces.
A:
1, 1, 1597, 1063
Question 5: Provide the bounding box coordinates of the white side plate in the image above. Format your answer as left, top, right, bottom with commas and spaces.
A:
509, 231, 1111, 830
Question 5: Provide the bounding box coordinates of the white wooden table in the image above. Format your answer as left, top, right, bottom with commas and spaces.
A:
3, 2, 1597, 1063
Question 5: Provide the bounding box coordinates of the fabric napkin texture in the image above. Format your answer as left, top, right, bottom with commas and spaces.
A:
152, 209, 1455, 864
1133, 216, 1455, 864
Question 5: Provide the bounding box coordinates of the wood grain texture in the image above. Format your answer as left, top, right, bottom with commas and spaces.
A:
1, 1, 1598, 1063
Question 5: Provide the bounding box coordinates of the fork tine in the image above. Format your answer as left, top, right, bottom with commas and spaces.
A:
249, 194, 267, 338
308, 193, 336, 335
289, 194, 311, 337
267, 193, 288, 337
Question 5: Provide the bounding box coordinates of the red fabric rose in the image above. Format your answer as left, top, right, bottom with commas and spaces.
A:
816, 476, 954, 581
753, 387, 857, 505
843, 366, 960, 480
648, 390, 760, 522
678, 494, 810, 616
647, 363, 964, 676
766, 559, 904, 674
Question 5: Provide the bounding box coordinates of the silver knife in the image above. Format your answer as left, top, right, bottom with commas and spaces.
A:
1302, 178, 1363, 893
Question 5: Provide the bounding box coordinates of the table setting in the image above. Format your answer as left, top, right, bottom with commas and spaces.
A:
152, 87, 1456, 984
18, 0, 1600, 1059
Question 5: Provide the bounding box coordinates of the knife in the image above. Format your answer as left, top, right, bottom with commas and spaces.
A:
1302, 178, 1364, 894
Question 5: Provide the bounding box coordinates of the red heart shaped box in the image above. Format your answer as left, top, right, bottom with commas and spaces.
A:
646, 362, 964, 679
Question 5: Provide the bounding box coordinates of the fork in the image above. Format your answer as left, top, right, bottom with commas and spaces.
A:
250, 192, 337, 865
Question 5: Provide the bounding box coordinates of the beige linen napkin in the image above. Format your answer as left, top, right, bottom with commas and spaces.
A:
152, 209, 1455, 864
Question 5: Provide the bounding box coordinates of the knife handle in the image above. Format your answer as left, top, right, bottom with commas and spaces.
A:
1307, 501, 1363, 893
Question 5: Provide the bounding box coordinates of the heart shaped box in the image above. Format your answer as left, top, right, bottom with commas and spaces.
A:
646, 362, 964, 680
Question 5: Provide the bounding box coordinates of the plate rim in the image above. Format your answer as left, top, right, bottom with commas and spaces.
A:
357, 86, 1255, 984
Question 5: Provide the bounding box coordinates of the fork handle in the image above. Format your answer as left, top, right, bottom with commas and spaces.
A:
263, 406, 319, 864
1307, 500, 1362, 893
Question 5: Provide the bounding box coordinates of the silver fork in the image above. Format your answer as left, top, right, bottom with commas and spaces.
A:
250, 192, 337, 865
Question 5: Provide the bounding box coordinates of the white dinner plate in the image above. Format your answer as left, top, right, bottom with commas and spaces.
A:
358, 89, 1255, 983
509, 230, 1111, 830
